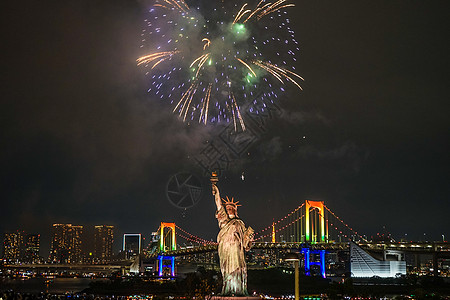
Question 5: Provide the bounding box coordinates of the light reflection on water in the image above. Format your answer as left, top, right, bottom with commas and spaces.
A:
0, 278, 109, 294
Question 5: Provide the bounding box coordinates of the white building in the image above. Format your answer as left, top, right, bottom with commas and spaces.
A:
350, 242, 406, 278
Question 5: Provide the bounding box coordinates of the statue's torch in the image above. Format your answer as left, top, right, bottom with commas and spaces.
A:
210, 171, 218, 194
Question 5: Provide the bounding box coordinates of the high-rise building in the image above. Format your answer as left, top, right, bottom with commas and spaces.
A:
123, 234, 141, 260
23, 234, 40, 263
94, 225, 114, 263
49, 224, 83, 264
2, 231, 24, 263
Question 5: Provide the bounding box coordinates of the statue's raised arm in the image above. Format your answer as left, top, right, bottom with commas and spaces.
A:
212, 184, 222, 211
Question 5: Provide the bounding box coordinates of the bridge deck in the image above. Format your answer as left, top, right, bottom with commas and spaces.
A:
157, 241, 450, 257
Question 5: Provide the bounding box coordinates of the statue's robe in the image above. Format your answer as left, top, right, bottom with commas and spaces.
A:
216, 206, 252, 296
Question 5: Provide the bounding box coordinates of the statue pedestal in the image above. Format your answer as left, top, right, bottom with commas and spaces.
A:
210, 297, 261, 300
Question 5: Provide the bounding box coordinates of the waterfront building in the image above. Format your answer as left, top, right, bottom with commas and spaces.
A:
93, 225, 114, 263
23, 234, 40, 263
350, 242, 406, 277
49, 224, 83, 264
2, 231, 24, 263
123, 233, 141, 260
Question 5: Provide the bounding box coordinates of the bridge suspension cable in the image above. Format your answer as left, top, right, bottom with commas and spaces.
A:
324, 205, 368, 242
175, 225, 217, 245
255, 212, 306, 241
256, 203, 305, 236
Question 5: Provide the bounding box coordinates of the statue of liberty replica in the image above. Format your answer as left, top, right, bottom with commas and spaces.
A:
211, 173, 254, 297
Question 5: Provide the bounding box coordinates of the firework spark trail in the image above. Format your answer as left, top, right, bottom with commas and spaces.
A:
173, 84, 195, 113
151, 57, 171, 69
190, 53, 209, 68
259, 4, 295, 19
137, 51, 180, 68
257, 0, 295, 19
195, 54, 210, 78
155, 1, 176, 9
267, 64, 304, 90
243, 1, 271, 23
253, 61, 284, 84
243, 6, 265, 23
231, 92, 246, 131
202, 38, 211, 50
205, 84, 212, 125
236, 58, 257, 77
160, 0, 189, 13
154, 4, 171, 10
254, 60, 304, 90
262, 61, 304, 90
233, 3, 251, 24
229, 95, 237, 131
190, 53, 211, 78
199, 83, 212, 124
178, 0, 190, 10
182, 84, 198, 121
239, 0, 295, 23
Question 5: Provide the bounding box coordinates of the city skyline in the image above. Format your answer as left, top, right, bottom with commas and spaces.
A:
2, 224, 116, 263
1, 0, 449, 259
2, 216, 447, 264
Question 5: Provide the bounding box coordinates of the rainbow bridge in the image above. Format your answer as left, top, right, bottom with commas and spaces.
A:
149, 200, 450, 278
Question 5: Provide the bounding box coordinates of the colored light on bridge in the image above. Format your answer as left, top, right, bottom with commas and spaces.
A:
160, 222, 176, 252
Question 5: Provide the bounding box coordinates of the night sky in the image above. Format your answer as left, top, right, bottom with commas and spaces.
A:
1, 0, 449, 255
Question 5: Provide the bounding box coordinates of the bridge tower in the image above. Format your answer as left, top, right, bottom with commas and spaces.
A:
303, 200, 328, 278
272, 222, 276, 243
157, 222, 176, 277
269, 200, 329, 243
159, 222, 176, 252
305, 200, 328, 243
302, 247, 326, 278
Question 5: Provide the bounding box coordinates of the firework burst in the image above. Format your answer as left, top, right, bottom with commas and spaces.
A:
138, 0, 302, 131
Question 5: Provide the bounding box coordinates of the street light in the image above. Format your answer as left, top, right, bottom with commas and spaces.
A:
284, 252, 300, 300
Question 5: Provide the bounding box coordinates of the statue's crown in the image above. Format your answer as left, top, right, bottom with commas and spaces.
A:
222, 196, 241, 208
